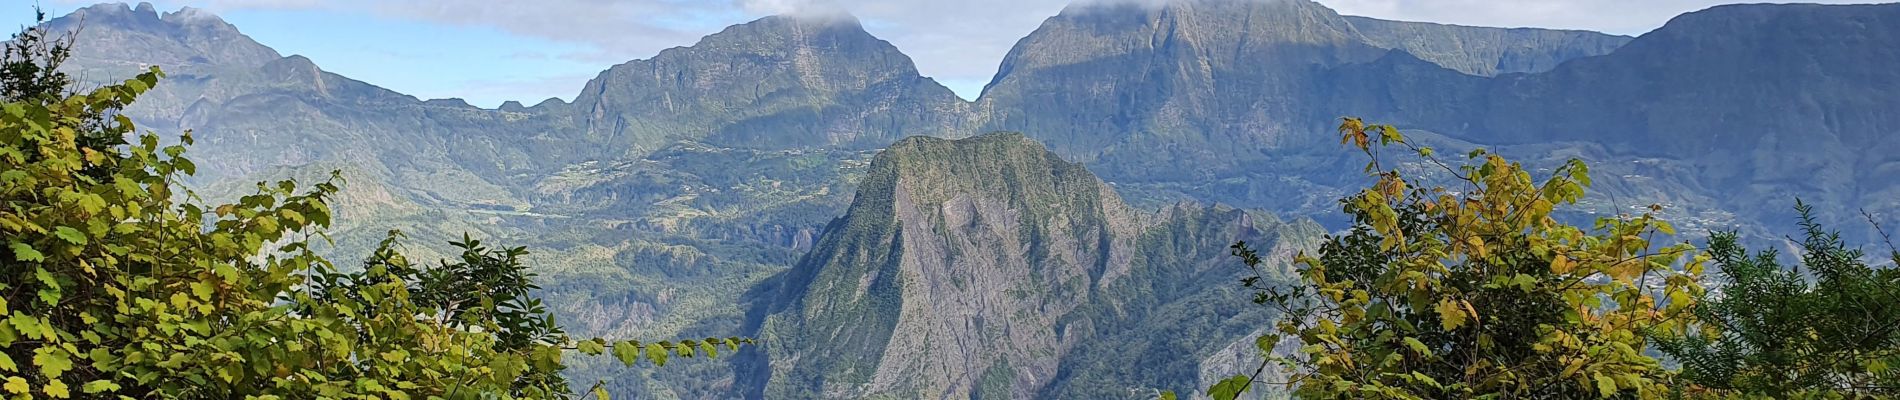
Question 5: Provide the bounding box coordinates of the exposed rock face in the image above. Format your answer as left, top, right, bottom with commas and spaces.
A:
976, 0, 1377, 171
747, 133, 1321, 399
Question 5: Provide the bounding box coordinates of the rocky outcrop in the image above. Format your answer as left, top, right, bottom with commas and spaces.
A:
747, 133, 1321, 399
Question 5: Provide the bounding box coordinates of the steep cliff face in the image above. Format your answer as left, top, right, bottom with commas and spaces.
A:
748, 133, 1320, 399
972, 0, 1630, 210
977, 0, 1378, 173
570, 15, 973, 156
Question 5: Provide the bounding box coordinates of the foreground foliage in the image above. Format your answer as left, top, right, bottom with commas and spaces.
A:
0, 17, 746, 399
1657, 202, 1900, 398
1212, 118, 1707, 399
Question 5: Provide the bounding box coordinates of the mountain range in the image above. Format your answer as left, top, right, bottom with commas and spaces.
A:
35, 0, 1900, 398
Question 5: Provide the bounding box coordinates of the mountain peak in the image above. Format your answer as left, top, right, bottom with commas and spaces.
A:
566, 9, 965, 154
64, 2, 160, 26
53, 2, 281, 70
757, 131, 1136, 398
63, 2, 240, 34
753, 130, 1310, 398
702, 12, 881, 54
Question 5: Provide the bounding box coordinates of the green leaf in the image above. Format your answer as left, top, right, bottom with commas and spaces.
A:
35, 347, 73, 378
8, 314, 44, 340
592, 385, 610, 400
53, 226, 86, 245
279, 209, 306, 225
9, 242, 43, 262
80, 380, 118, 394
1594, 373, 1617, 397
676, 340, 696, 358
1160, 391, 1177, 400
76, 194, 105, 215
1402, 337, 1432, 357
612, 341, 640, 366
577, 338, 606, 356
3, 377, 25, 394
45, 378, 69, 398
1208, 374, 1250, 400
34, 268, 60, 306
1511, 273, 1537, 292
646, 343, 668, 367
190, 281, 215, 301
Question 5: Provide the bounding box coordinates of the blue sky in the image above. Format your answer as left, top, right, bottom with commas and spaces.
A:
5, 0, 1886, 108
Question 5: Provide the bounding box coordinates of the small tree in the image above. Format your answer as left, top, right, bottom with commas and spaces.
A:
1209, 118, 1706, 399
1, 6, 76, 104
1656, 202, 1900, 398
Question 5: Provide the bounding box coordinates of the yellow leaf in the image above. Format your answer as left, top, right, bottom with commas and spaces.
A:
1551, 254, 1575, 274
1594, 373, 1617, 397
3, 376, 26, 394
1561, 358, 1585, 378
1436, 298, 1468, 330
45, 379, 69, 398
1466, 236, 1488, 258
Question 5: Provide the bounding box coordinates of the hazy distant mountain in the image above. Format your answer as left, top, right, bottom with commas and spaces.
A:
980, 0, 1899, 238
1461, 3, 1900, 235
745, 133, 1318, 399
52, 2, 279, 72
1343, 16, 1630, 77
